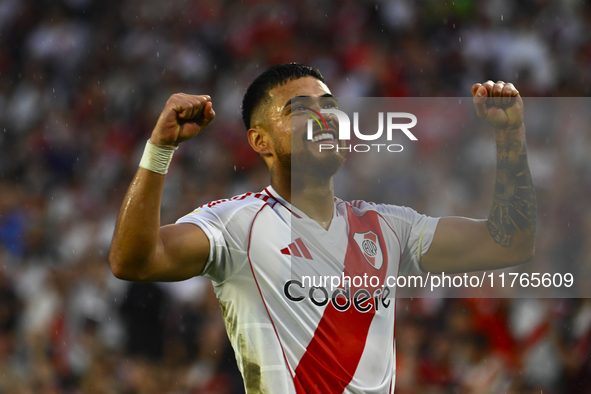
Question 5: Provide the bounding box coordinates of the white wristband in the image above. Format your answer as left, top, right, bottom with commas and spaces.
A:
139, 140, 178, 175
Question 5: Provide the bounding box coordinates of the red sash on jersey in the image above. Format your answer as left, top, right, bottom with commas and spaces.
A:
293, 205, 390, 393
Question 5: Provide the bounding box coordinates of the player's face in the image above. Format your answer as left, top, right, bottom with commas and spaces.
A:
265, 77, 346, 177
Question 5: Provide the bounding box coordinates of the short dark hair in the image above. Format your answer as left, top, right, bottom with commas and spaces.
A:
241, 63, 325, 130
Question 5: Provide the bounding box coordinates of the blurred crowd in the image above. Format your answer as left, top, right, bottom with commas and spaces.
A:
1, 0, 591, 393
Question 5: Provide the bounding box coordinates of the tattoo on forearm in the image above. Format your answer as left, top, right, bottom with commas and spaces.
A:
487, 138, 537, 247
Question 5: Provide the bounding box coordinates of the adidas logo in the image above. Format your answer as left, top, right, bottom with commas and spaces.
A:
280, 238, 313, 260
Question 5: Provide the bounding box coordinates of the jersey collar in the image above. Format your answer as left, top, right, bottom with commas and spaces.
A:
263, 186, 341, 221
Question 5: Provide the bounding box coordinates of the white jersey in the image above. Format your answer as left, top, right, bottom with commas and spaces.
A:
176, 187, 439, 394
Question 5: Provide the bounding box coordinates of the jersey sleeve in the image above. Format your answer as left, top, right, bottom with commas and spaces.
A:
375, 204, 440, 275
175, 199, 258, 283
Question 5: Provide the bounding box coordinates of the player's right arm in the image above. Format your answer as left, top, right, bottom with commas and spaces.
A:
109, 93, 215, 281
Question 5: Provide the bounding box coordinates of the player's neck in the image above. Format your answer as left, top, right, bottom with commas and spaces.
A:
271, 171, 335, 230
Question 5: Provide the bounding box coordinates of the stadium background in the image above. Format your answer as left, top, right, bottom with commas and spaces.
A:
1, 0, 591, 393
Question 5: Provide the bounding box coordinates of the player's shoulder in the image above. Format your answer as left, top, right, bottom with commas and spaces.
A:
337, 198, 386, 213
200, 190, 274, 210
179, 190, 277, 224
337, 197, 421, 223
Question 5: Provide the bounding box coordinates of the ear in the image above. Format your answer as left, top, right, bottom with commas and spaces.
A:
248, 126, 273, 156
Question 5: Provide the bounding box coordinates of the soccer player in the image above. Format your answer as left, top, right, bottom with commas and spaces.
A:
109, 63, 536, 393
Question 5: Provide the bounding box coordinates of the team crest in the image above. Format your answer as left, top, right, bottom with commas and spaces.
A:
353, 231, 383, 270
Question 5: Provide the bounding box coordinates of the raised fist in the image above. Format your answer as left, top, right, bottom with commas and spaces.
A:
471, 81, 523, 131
150, 93, 215, 146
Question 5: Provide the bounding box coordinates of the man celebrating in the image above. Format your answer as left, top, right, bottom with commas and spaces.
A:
109, 63, 536, 393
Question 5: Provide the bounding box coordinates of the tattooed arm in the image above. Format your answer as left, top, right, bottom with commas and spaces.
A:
487, 129, 537, 248
421, 81, 536, 274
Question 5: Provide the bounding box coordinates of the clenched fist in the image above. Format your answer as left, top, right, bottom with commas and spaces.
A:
150, 93, 215, 146
471, 81, 523, 131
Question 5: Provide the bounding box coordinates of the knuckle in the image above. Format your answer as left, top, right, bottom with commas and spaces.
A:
167, 94, 182, 104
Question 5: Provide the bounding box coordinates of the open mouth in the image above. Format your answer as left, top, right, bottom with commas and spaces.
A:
311, 129, 337, 143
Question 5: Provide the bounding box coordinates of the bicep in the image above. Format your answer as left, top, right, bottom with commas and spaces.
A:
420, 217, 524, 274
146, 223, 210, 281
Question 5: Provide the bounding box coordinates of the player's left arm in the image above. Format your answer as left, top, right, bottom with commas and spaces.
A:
421, 81, 537, 274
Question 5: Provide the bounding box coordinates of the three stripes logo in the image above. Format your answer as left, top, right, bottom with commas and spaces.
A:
281, 238, 313, 260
